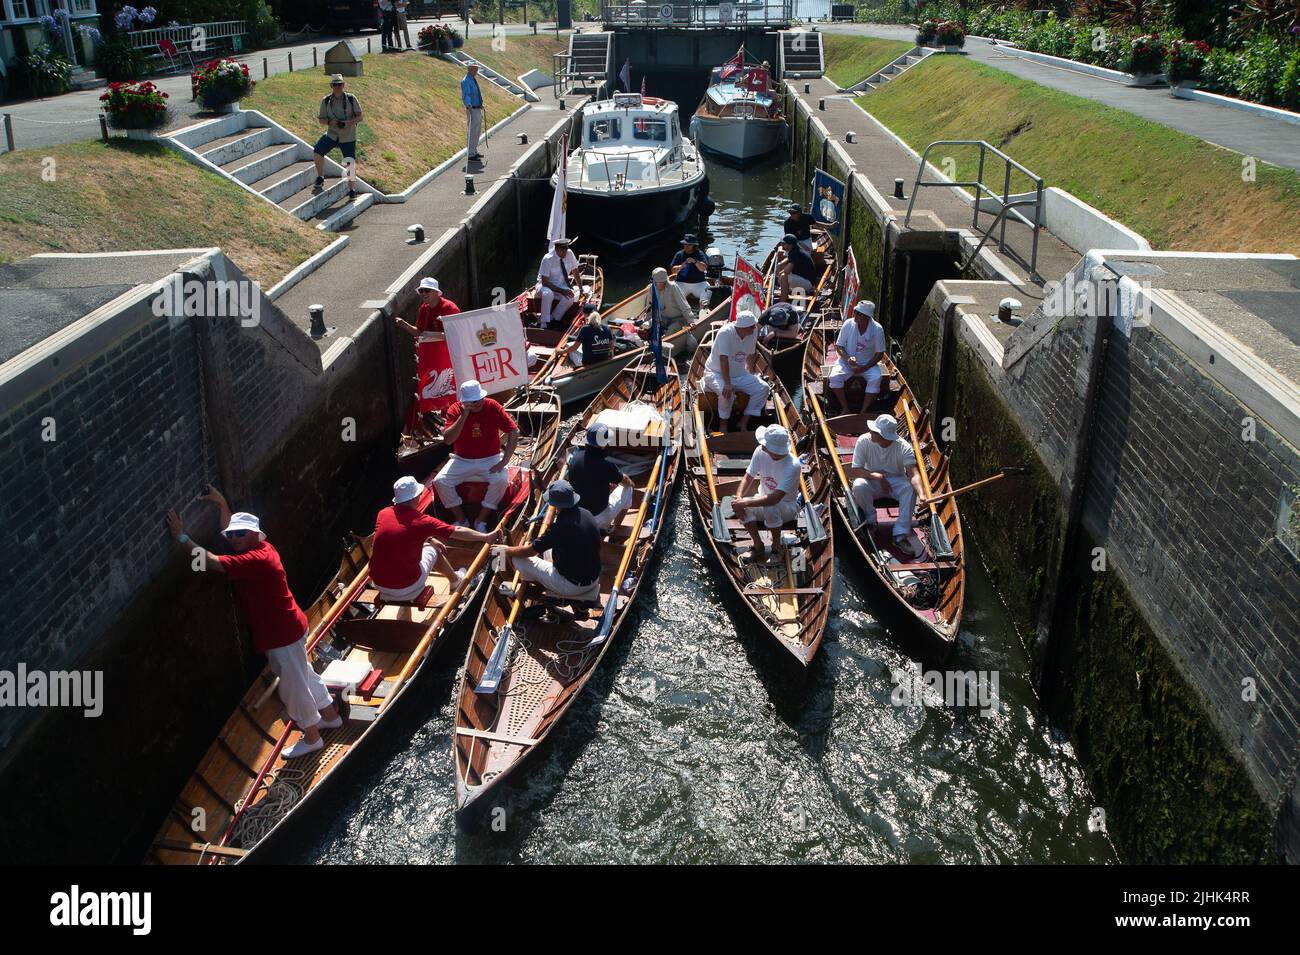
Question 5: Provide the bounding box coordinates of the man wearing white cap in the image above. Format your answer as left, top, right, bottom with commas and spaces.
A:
397, 277, 463, 417
645, 266, 697, 350
395, 277, 460, 342
492, 479, 603, 614
831, 300, 887, 415
166, 487, 340, 759
536, 238, 581, 329
731, 424, 802, 562
703, 309, 769, 432
434, 379, 519, 530
370, 476, 500, 603
849, 414, 924, 558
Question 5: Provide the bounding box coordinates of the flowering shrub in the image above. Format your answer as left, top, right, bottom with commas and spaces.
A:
1122, 34, 1166, 75
915, 19, 939, 44
191, 57, 254, 107
100, 79, 168, 129
1166, 39, 1210, 84
935, 20, 965, 47
18, 44, 73, 97
114, 5, 157, 31
418, 23, 463, 51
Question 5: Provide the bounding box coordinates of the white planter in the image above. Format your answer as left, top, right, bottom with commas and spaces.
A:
1124, 71, 1165, 87
124, 128, 160, 140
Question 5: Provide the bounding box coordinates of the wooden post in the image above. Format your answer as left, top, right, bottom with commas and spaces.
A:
263, 57, 268, 79
288, 51, 294, 71
313, 47, 318, 68
3, 113, 13, 153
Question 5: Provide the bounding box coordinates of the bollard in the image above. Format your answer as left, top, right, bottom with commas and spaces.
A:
99, 114, 109, 141
818, 98, 825, 111
804, 83, 810, 93
367, 38, 372, 54
517, 133, 528, 145
997, 297, 1022, 324
893, 178, 905, 199
407, 224, 426, 243
846, 131, 856, 144
288, 51, 294, 71
559, 98, 567, 110
465, 174, 475, 195
313, 47, 318, 68
309, 304, 334, 339
3, 113, 13, 152
263, 57, 268, 79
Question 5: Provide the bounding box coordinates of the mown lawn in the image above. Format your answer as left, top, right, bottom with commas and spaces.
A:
243, 51, 517, 193
0, 141, 331, 287
823, 35, 915, 90
460, 34, 566, 81
860, 56, 1300, 255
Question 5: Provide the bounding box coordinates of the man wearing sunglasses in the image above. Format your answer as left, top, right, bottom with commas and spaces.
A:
166, 486, 341, 759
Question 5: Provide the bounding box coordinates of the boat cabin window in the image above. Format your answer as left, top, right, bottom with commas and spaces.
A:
588, 118, 622, 143
631, 118, 668, 142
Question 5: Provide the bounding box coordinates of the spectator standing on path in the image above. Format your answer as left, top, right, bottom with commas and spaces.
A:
462, 62, 485, 162
378, 0, 397, 51
313, 75, 363, 199
394, 0, 413, 49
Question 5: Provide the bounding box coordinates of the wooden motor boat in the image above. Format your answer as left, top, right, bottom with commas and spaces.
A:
147, 388, 562, 864
752, 225, 839, 375
453, 362, 682, 815
538, 284, 730, 405
801, 318, 965, 653
394, 257, 601, 473
689, 55, 787, 165
682, 324, 834, 666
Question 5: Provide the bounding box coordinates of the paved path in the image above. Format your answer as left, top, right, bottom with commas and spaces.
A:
275, 100, 572, 342
823, 23, 1300, 173
1, 19, 566, 153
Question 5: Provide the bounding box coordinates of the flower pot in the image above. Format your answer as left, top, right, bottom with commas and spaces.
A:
1125, 72, 1164, 87
437, 38, 452, 54
125, 127, 158, 140
942, 44, 962, 54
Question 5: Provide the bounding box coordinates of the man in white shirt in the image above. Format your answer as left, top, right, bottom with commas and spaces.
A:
848, 413, 924, 558
702, 309, 769, 432
537, 238, 580, 329
831, 300, 886, 415
731, 424, 802, 562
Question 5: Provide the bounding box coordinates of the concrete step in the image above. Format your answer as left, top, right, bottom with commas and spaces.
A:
284, 176, 354, 220
258, 159, 321, 205
197, 127, 277, 166
226, 143, 300, 185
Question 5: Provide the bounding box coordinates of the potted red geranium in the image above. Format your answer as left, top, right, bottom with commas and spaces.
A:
191, 57, 255, 111
1166, 39, 1211, 89
1121, 34, 1166, 85
100, 80, 169, 137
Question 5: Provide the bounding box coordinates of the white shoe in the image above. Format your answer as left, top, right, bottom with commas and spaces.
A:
455, 568, 468, 582
282, 736, 324, 759
317, 715, 343, 730
474, 521, 488, 533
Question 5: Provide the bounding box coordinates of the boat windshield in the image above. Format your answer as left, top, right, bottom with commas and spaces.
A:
587, 117, 622, 143
631, 118, 669, 142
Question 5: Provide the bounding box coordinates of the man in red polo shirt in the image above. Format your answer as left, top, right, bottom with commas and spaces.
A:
165, 487, 339, 759
370, 475, 500, 602
395, 276, 461, 415
433, 378, 519, 530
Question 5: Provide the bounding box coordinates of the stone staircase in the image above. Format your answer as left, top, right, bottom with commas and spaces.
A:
844, 47, 933, 93
165, 110, 377, 229
566, 31, 612, 95
444, 49, 538, 101
779, 30, 824, 79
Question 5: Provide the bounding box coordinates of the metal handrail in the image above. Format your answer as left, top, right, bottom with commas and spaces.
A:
903, 139, 1045, 280
600, 1, 795, 28
574, 145, 682, 190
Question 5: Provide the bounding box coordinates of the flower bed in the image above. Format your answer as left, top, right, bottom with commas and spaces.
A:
916, 19, 965, 49
191, 58, 255, 109
1167, 39, 1211, 86
100, 80, 169, 130
418, 23, 463, 53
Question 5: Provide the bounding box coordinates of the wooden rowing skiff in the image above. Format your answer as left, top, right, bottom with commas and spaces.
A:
801, 317, 964, 653
538, 284, 728, 405
756, 225, 838, 375
682, 324, 834, 666
453, 362, 682, 815
147, 388, 561, 863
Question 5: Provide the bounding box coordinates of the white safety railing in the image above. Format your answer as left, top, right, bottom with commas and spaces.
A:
602, 1, 796, 28
575, 146, 691, 190
127, 20, 248, 51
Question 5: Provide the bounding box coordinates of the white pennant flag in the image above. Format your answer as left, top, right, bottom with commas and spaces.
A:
443, 304, 530, 396
547, 130, 568, 249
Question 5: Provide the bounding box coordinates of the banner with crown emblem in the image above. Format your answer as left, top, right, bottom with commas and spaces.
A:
442, 304, 530, 396
731, 255, 766, 322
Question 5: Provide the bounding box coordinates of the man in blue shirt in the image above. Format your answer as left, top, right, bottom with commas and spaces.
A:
461, 63, 484, 163
669, 234, 708, 305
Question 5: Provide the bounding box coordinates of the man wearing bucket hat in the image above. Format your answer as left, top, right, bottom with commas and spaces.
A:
567, 423, 636, 532
731, 424, 802, 562
536, 237, 581, 329
433, 379, 519, 531
783, 203, 815, 253
395, 276, 460, 343
669, 234, 709, 304
165, 487, 341, 759
849, 414, 924, 559
492, 479, 603, 612
831, 300, 887, 415
313, 75, 362, 198
397, 277, 463, 418
703, 309, 769, 433
369, 476, 501, 603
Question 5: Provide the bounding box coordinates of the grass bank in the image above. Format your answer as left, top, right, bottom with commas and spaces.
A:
243, 51, 517, 194
859, 56, 1300, 254
0, 141, 331, 288
460, 34, 565, 81
823, 35, 915, 89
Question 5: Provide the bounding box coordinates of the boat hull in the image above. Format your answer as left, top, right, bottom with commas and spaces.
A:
690, 114, 786, 164
566, 178, 708, 253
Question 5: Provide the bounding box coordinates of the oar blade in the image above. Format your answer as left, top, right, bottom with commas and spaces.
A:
804, 500, 827, 543
475, 624, 513, 695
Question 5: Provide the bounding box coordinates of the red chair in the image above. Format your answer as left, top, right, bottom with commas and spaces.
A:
157, 38, 194, 74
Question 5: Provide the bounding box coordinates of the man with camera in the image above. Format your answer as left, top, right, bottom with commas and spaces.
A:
313, 74, 363, 199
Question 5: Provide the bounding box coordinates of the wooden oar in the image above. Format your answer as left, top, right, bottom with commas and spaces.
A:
921, 466, 1026, 507
900, 396, 952, 559
693, 400, 730, 542
806, 382, 864, 529
477, 500, 557, 694
589, 450, 663, 649
771, 395, 827, 543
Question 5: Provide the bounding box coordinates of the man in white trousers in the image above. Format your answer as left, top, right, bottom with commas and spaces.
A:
830, 299, 886, 415
730, 424, 802, 563
702, 309, 769, 432
848, 414, 925, 559
536, 237, 580, 329
461, 62, 485, 162
165, 487, 340, 759
434, 380, 519, 531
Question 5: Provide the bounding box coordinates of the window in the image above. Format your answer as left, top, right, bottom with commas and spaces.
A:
587, 118, 621, 143
631, 119, 667, 142
8, 1, 33, 21
72, 0, 94, 13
